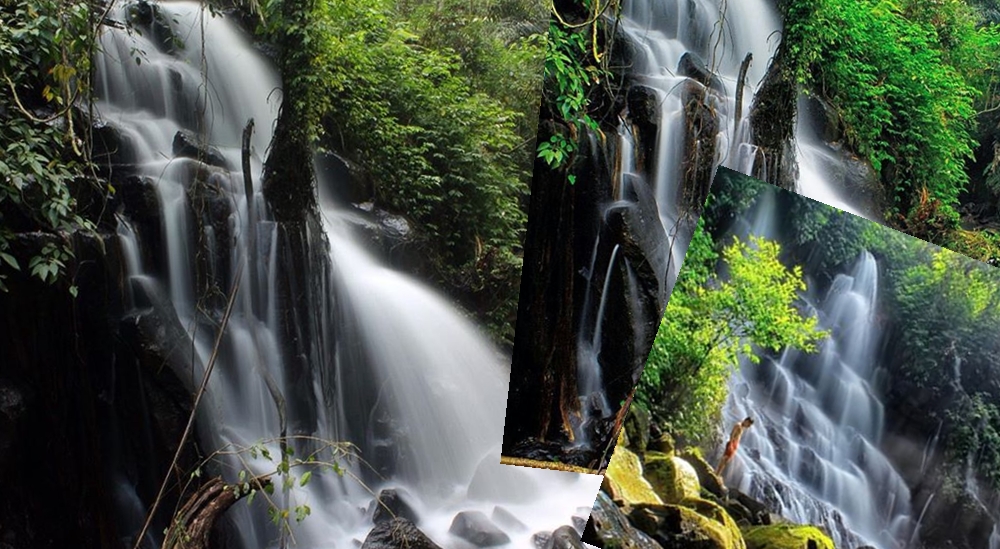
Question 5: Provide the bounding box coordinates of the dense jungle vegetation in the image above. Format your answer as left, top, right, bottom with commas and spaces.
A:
0, 0, 547, 341
544, 0, 1000, 262
641, 172, 1000, 532
781, 0, 1000, 262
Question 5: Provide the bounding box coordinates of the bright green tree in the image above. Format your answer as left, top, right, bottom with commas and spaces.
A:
638, 223, 827, 444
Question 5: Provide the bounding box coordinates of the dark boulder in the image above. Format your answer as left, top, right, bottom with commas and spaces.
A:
678, 52, 726, 95
730, 490, 777, 527
172, 130, 228, 169
127, 0, 181, 55
361, 518, 443, 549
369, 488, 418, 525
546, 525, 585, 549
92, 122, 138, 178
627, 85, 661, 177
532, 531, 552, 549
448, 510, 511, 547
583, 491, 663, 549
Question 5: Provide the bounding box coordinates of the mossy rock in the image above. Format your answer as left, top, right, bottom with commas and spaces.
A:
629, 503, 743, 549
679, 448, 727, 498
644, 452, 701, 504
742, 525, 835, 549
650, 432, 675, 454
605, 445, 664, 506
682, 498, 746, 549
624, 402, 652, 454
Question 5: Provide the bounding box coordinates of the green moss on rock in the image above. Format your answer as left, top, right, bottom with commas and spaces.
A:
679, 448, 727, 498
742, 525, 835, 549
605, 445, 664, 506
629, 503, 743, 549
645, 451, 701, 503
681, 497, 746, 549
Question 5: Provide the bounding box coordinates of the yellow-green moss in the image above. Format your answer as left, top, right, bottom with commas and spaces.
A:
630, 504, 742, 549
678, 448, 727, 497
605, 445, 664, 505
644, 451, 701, 503
682, 497, 747, 549
742, 525, 835, 549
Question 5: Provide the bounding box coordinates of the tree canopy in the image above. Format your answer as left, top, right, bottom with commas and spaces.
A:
638, 218, 826, 444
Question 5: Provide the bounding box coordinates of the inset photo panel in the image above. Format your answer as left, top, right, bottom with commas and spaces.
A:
586, 167, 1000, 549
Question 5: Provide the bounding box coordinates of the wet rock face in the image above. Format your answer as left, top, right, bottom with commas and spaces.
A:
0, 230, 202, 548
369, 488, 418, 525
678, 52, 726, 96
172, 130, 229, 169
92, 123, 139, 179
361, 517, 443, 549
583, 492, 664, 549
800, 95, 842, 145
344, 202, 417, 270
448, 510, 511, 547
628, 504, 741, 549
127, 0, 181, 55
546, 525, 586, 549
315, 151, 375, 204
680, 83, 720, 212
0, 379, 28, 475
627, 85, 661, 177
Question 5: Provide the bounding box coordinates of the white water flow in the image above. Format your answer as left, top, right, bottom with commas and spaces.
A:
618, 0, 878, 226
98, 3, 601, 548
619, 0, 778, 212
722, 245, 914, 549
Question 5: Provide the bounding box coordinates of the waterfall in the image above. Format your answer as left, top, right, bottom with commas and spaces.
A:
616, 0, 879, 235
721, 247, 914, 549
97, 3, 601, 547
618, 0, 780, 193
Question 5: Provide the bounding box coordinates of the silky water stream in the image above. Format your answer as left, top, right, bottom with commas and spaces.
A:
96, 3, 601, 547
721, 203, 914, 549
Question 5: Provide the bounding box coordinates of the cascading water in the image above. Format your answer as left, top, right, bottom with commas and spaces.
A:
721, 244, 914, 549
618, 0, 780, 200
612, 1, 913, 544
97, 3, 601, 547
575, 0, 783, 445
615, 0, 879, 222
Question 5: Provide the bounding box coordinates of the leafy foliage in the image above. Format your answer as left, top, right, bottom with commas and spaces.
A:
637, 220, 826, 444
0, 0, 98, 292
255, 0, 544, 339
536, 0, 617, 174
785, 0, 1000, 222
